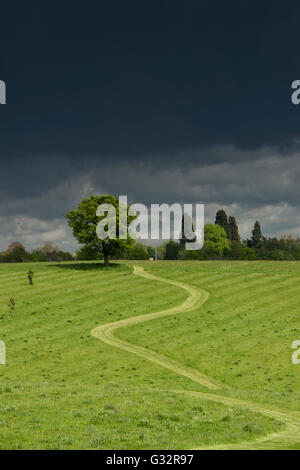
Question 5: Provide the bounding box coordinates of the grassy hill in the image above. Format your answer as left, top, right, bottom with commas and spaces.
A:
0, 260, 299, 449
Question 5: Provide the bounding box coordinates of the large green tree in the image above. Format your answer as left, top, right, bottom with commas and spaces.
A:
65, 195, 135, 266
2, 242, 29, 263
203, 223, 230, 256
215, 209, 229, 237
250, 220, 263, 250
228, 216, 240, 242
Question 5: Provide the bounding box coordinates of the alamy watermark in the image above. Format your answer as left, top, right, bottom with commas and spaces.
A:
96, 196, 204, 250
0, 340, 5, 365
292, 340, 300, 365
0, 80, 6, 104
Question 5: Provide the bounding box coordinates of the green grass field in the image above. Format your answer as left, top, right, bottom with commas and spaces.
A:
0, 260, 300, 449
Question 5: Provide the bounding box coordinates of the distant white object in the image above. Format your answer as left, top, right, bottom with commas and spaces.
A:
0, 80, 6, 104
0, 340, 5, 365
292, 340, 300, 365
149, 257, 154, 261
291, 80, 300, 105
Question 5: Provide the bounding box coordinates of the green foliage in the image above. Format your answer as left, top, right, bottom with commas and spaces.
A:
164, 240, 180, 260
203, 224, 230, 257
183, 250, 206, 260
5, 246, 29, 263
128, 243, 149, 260
156, 245, 166, 260
0, 241, 73, 263
65, 195, 135, 265
265, 250, 294, 261
292, 247, 300, 260
146, 246, 156, 258
215, 209, 229, 237
32, 242, 73, 262
1, 242, 29, 263
222, 241, 243, 259
249, 221, 263, 250
29, 251, 47, 262
76, 245, 102, 261
239, 247, 258, 260
228, 216, 240, 242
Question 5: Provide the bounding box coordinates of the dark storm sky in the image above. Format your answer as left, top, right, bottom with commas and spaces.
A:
1, 1, 300, 249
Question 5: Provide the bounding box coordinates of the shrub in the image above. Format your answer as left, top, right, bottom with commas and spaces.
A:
76, 245, 102, 260
128, 243, 149, 260
164, 240, 180, 260
239, 247, 258, 260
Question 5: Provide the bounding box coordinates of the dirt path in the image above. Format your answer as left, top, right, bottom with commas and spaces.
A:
91, 265, 300, 449
92, 266, 223, 390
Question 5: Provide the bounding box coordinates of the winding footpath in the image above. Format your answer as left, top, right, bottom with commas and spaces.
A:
91, 266, 300, 449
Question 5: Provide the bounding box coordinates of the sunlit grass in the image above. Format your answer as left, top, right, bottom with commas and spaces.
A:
0, 261, 296, 449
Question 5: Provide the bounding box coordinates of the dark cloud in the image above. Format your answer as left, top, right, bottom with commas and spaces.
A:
1, 1, 300, 158
1, 1, 300, 249
1, 144, 300, 250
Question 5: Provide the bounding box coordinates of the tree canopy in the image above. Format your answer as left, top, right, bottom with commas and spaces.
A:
249, 220, 263, 250
65, 195, 135, 265
215, 209, 229, 237
204, 223, 230, 256
228, 216, 240, 242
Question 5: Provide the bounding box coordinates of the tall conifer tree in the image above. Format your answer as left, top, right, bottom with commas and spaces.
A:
228, 216, 240, 242
250, 221, 263, 249
215, 209, 229, 237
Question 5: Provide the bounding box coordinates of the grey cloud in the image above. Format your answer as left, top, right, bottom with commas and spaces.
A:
85, 146, 300, 208
2, 144, 300, 249
0, 216, 77, 252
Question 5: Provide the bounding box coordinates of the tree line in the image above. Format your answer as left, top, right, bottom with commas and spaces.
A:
3, 195, 300, 264
72, 204, 300, 262
162, 209, 300, 261
0, 241, 73, 263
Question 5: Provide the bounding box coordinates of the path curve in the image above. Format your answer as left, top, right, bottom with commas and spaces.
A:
92, 266, 224, 390
91, 265, 300, 449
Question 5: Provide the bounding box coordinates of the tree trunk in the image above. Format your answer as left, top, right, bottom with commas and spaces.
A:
104, 252, 109, 266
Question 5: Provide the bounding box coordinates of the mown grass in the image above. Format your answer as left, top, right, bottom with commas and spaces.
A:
121, 261, 300, 413
0, 261, 294, 449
